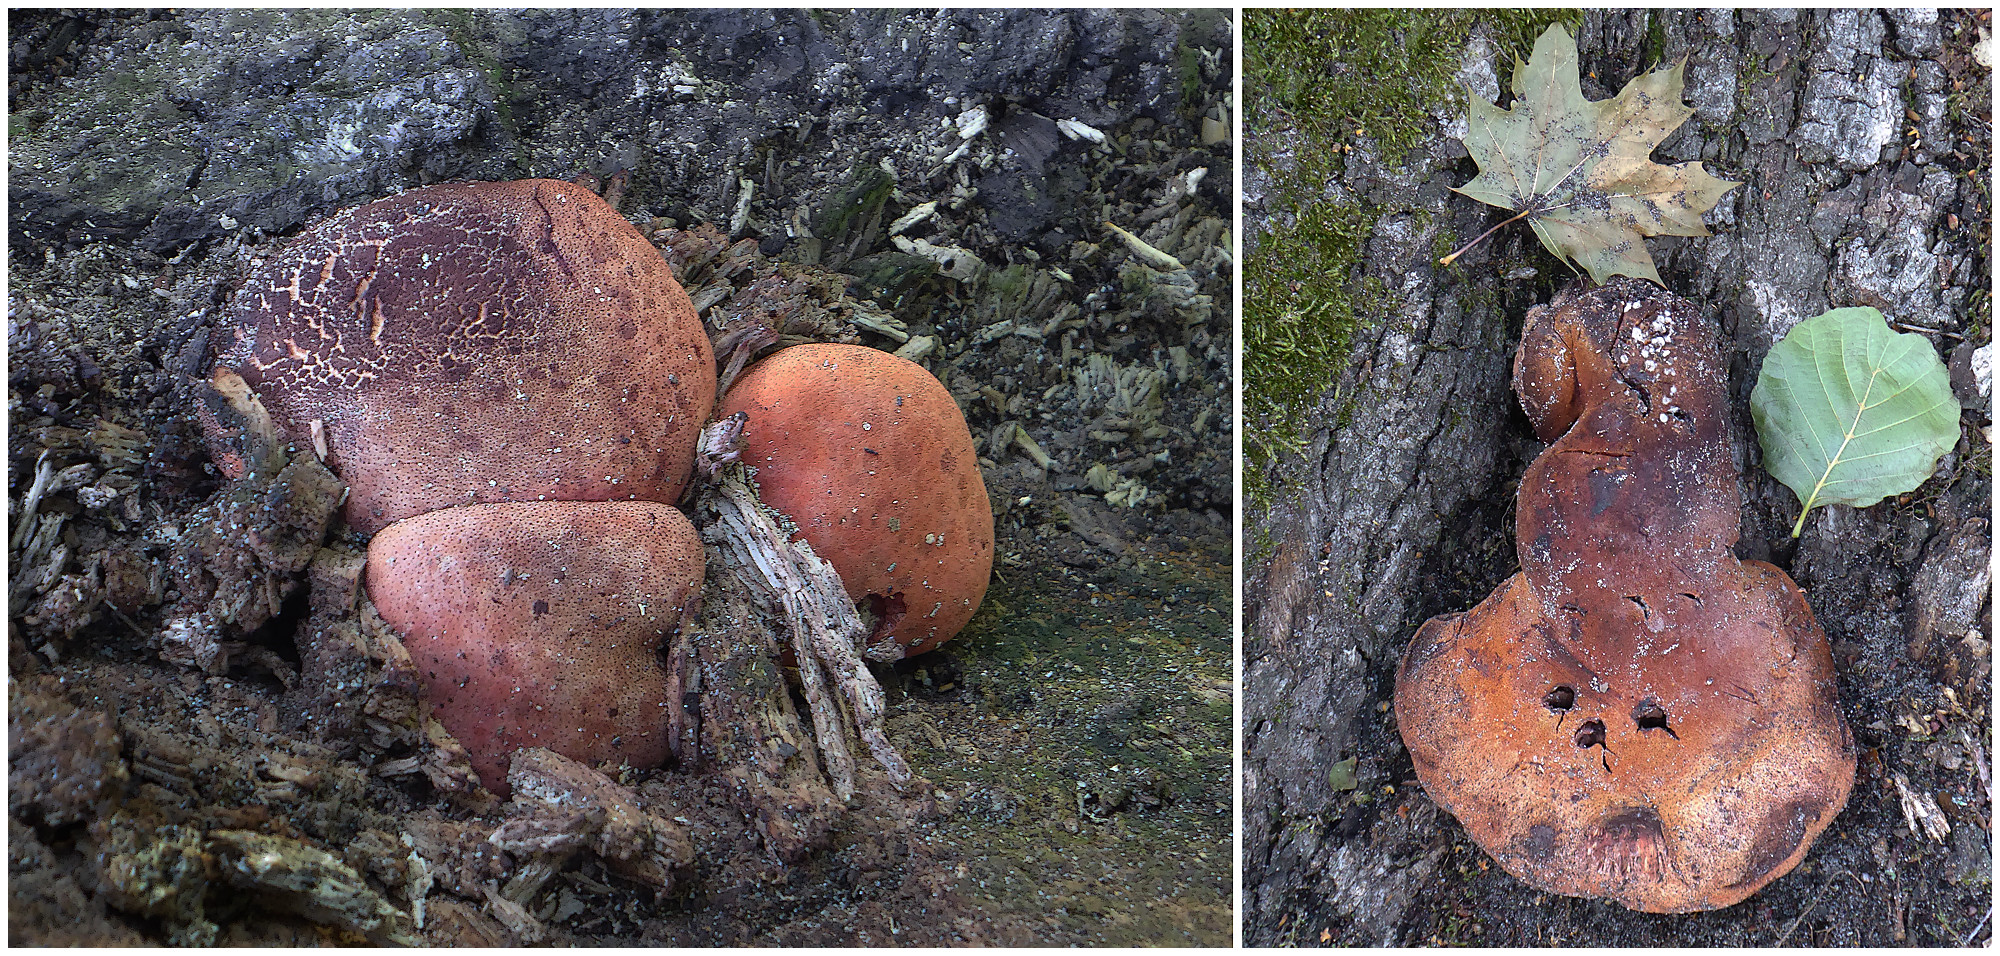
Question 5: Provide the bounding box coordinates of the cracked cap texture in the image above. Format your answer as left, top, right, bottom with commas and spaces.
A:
210, 179, 715, 535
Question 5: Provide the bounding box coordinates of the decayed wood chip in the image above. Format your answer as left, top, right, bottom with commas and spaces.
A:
690, 420, 911, 802
207, 829, 417, 945
490, 748, 694, 893
702, 474, 912, 798
1891, 772, 1952, 843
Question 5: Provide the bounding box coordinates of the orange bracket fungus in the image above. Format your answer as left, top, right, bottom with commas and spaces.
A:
205, 179, 716, 796
1394, 280, 1856, 913
718, 343, 995, 655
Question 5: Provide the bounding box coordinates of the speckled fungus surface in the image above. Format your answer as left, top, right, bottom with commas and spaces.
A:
208, 178, 715, 536
366, 501, 703, 797
719, 343, 993, 654
1394, 279, 1856, 913
206, 179, 717, 795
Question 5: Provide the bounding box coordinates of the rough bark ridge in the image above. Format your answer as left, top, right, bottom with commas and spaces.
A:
1245, 9, 1989, 946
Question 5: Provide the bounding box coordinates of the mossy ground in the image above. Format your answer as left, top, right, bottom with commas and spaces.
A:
885, 550, 1232, 945
1241, 9, 1579, 506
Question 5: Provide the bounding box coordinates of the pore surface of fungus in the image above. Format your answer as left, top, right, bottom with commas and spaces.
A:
718, 343, 994, 654
210, 178, 715, 535
365, 500, 703, 797
1394, 279, 1856, 913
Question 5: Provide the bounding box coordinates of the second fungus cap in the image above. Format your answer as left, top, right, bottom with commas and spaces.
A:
365, 499, 704, 797
720, 343, 994, 654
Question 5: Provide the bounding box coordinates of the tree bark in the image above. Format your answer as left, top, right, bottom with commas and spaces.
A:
1244, 9, 1989, 946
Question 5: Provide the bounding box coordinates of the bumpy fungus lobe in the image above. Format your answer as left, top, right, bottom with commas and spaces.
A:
1394, 280, 1855, 913
207, 180, 717, 794
210, 178, 715, 536
718, 344, 994, 654
366, 501, 702, 798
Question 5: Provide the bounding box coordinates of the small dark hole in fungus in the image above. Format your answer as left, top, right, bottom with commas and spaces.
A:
1544, 686, 1576, 712
1679, 591, 1701, 606
1633, 699, 1678, 739
1574, 719, 1606, 749
1625, 594, 1649, 619
865, 591, 909, 644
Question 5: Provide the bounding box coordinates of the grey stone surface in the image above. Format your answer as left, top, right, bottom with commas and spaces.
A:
11, 9, 1203, 257
12, 11, 502, 252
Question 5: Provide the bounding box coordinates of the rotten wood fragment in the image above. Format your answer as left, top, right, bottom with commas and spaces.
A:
163, 374, 344, 669
690, 417, 912, 803
208, 829, 417, 945
490, 748, 695, 892
667, 567, 842, 861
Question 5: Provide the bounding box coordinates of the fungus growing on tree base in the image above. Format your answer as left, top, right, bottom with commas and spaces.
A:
718, 343, 994, 655
1394, 280, 1856, 913
366, 500, 703, 798
203, 179, 719, 796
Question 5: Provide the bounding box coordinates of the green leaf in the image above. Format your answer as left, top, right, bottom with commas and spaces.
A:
1327, 756, 1358, 792
1750, 307, 1961, 537
1450, 25, 1741, 284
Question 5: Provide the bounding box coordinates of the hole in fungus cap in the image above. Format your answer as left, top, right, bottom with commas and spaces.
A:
1394, 279, 1855, 913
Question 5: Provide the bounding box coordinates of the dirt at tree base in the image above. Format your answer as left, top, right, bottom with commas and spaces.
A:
9, 549, 1229, 946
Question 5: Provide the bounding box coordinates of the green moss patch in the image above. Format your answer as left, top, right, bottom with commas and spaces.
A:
1242, 9, 1579, 505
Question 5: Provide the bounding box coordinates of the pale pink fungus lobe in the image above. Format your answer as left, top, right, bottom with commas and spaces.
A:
365, 500, 703, 798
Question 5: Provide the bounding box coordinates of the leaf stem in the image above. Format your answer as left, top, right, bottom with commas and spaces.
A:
1789, 505, 1808, 539
1439, 209, 1530, 267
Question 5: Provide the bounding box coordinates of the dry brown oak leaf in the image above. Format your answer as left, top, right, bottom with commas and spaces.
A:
208, 178, 716, 535
1394, 279, 1855, 913
1452, 25, 1739, 286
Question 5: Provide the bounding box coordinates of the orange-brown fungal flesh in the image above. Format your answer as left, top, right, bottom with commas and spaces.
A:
210, 179, 715, 535
365, 500, 703, 797
718, 344, 994, 654
1394, 280, 1856, 913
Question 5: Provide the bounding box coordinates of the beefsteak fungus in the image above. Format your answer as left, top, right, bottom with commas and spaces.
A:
207, 178, 715, 535
366, 501, 703, 797
719, 344, 993, 654
1394, 280, 1856, 913
204, 179, 718, 794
